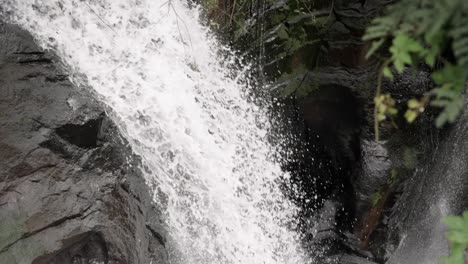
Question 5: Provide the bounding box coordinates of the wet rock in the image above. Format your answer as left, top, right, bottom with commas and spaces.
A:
385, 99, 468, 264
332, 254, 378, 264
0, 23, 168, 264
306, 200, 341, 256
32, 232, 109, 264
268, 0, 467, 262
304, 198, 377, 264
353, 140, 392, 217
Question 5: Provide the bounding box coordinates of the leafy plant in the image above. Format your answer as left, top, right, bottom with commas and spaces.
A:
375, 93, 398, 121
442, 211, 468, 264
364, 0, 468, 140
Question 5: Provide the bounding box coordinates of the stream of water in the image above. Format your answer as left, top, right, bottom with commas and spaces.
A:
2, 1, 311, 263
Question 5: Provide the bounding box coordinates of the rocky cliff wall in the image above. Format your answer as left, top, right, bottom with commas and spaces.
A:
0, 23, 168, 264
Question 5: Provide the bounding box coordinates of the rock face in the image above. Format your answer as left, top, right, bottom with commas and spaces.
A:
386, 99, 468, 264
281, 0, 468, 263
0, 23, 168, 264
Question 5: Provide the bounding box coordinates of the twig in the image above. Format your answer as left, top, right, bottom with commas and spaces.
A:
82, 1, 117, 34
229, 0, 237, 26
374, 59, 391, 142
164, 0, 194, 49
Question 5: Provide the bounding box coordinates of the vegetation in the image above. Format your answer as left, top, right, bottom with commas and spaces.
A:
443, 211, 468, 264
364, 0, 468, 140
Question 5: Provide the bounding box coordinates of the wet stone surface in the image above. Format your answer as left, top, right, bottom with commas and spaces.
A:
0, 23, 168, 264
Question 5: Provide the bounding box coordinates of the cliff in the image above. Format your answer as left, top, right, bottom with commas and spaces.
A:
0, 23, 168, 264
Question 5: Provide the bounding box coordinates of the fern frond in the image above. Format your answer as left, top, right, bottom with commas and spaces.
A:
450, 9, 468, 67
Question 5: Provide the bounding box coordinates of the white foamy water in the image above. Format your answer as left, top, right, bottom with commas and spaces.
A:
2, 1, 310, 263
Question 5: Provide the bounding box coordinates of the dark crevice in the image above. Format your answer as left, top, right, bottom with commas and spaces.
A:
13, 51, 45, 55
55, 115, 104, 149
146, 224, 167, 248
18, 72, 45, 80
45, 74, 68, 82
0, 204, 92, 254
17, 58, 53, 64
39, 136, 77, 159
31, 118, 51, 129
32, 232, 109, 264
14, 163, 56, 178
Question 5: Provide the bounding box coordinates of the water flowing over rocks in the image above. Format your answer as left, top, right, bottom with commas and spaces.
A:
1, 0, 468, 263
0, 23, 168, 264
2, 0, 310, 262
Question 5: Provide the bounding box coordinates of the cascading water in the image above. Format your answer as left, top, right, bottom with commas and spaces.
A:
2, 1, 311, 263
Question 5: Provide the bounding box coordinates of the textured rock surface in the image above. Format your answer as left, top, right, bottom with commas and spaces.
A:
289, 0, 467, 263
0, 23, 168, 264
386, 99, 468, 264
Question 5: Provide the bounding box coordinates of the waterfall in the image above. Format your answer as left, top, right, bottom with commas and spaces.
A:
2, 1, 310, 263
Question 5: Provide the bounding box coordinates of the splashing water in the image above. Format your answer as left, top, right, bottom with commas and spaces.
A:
2, 1, 311, 263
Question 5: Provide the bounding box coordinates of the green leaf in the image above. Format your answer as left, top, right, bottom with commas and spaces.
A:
395, 61, 406, 74
387, 107, 398, 115
447, 231, 468, 244
366, 39, 385, 59
400, 51, 412, 65
425, 51, 437, 67
383, 67, 394, 80
390, 33, 425, 73
405, 110, 418, 123
442, 211, 468, 263
435, 112, 449, 128
432, 65, 466, 91
444, 216, 465, 230
277, 25, 289, 40
463, 211, 468, 221
408, 99, 420, 109
371, 190, 383, 207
